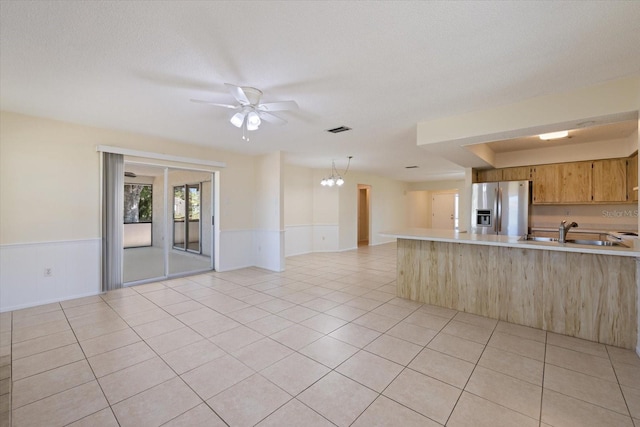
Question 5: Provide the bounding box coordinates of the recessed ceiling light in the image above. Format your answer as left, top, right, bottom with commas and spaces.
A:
539, 131, 569, 140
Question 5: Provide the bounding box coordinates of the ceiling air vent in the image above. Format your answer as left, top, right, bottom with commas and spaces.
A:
326, 126, 352, 134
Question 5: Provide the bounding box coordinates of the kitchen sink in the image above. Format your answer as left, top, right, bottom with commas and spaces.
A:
520, 235, 558, 243
565, 239, 627, 247
519, 235, 628, 247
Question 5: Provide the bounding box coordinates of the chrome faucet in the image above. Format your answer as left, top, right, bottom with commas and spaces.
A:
558, 220, 578, 243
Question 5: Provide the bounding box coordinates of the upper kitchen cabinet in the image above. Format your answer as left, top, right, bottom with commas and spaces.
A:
501, 166, 531, 181
592, 158, 627, 202
627, 152, 638, 202
532, 161, 592, 204
475, 166, 530, 182
476, 168, 503, 182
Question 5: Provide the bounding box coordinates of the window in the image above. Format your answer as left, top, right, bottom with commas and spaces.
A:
124, 184, 152, 223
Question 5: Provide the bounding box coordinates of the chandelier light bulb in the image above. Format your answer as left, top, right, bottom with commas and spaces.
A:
320, 179, 327, 186
327, 178, 335, 187
336, 177, 344, 186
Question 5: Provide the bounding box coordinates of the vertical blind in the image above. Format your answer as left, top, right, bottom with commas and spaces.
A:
102, 152, 124, 291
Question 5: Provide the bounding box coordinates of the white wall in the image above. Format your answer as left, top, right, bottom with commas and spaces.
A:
254, 152, 284, 271
0, 111, 257, 310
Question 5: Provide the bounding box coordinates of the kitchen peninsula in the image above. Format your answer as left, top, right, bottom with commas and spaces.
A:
382, 229, 639, 350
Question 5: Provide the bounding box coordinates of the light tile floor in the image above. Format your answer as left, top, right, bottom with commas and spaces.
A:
1, 242, 639, 426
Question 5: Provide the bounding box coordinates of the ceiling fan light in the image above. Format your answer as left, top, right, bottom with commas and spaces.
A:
246, 111, 261, 131
539, 130, 568, 140
230, 112, 245, 128
336, 177, 344, 186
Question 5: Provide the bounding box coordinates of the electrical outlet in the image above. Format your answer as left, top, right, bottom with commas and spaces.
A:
44, 268, 53, 277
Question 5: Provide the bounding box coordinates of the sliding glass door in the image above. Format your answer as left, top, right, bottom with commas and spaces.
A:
123, 164, 166, 283
167, 170, 212, 277
173, 184, 201, 254
122, 164, 214, 285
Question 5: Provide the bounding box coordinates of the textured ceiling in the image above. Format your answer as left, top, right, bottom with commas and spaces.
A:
1, 1, 639, 181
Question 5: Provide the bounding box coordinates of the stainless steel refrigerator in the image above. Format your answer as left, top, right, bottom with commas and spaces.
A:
471, 180, 531, 236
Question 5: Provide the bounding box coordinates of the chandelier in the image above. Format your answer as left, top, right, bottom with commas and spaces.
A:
320, 156, 352, 187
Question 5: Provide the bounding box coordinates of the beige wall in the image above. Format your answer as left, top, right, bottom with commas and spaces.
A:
495, 132, 637, 168
417, 75, 640, 147
0, 111, 257, 245
406, 191, 431, 228
339, 171, 409, 249
312, 169, 339, 225
284, 164, 313, 225
531, 204, 638, 232
255, 152, 283, 231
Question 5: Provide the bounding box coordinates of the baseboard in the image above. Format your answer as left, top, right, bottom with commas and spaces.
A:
0, 290, 102, 313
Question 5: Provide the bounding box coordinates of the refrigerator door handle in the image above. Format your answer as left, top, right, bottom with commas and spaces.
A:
497, 186, 503, 233
494, 187, 499, 233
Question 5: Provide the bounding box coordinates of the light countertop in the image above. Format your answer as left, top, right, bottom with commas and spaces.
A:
381, 228, 640, 257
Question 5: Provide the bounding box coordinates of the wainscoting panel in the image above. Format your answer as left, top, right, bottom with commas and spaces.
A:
284, 225, 313, 257
312, 224, 339, 252
0, 239, 101, 312
255, 229, 285, 272
217, 229, 255, 272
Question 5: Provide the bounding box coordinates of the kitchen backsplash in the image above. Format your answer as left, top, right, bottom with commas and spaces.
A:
531, 204, 638, 232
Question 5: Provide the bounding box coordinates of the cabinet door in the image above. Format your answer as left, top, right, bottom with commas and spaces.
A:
477, 169, 503, 182
627, 154, 638, 202
559, 161, 592, 203
532, 164, 560, 203
502, 167, 531, 181
593, 159, 627, 202
533, 162, 592, 204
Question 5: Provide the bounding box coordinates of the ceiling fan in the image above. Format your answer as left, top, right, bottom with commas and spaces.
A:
191, 83, 298, 140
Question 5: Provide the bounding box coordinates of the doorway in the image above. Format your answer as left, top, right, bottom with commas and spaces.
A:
122, 163, 215, 284
432, 192, 458, 230
358, 184, 371, 246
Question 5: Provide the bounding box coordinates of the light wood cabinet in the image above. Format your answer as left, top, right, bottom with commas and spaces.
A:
532, 164, 560, 203
477, 155, 637, 204
592, 158, 627, 202
627, 153, 638, 202
501, 166, 531, 181
532, 161, 592, 204
476, 169, 503, 182
475, 166, 529, 183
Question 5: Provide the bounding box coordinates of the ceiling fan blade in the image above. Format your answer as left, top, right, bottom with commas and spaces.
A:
190, 99, 238, 109
257, 100, 299, 112
258, 111, 287, 126
224, 83, 250, 105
